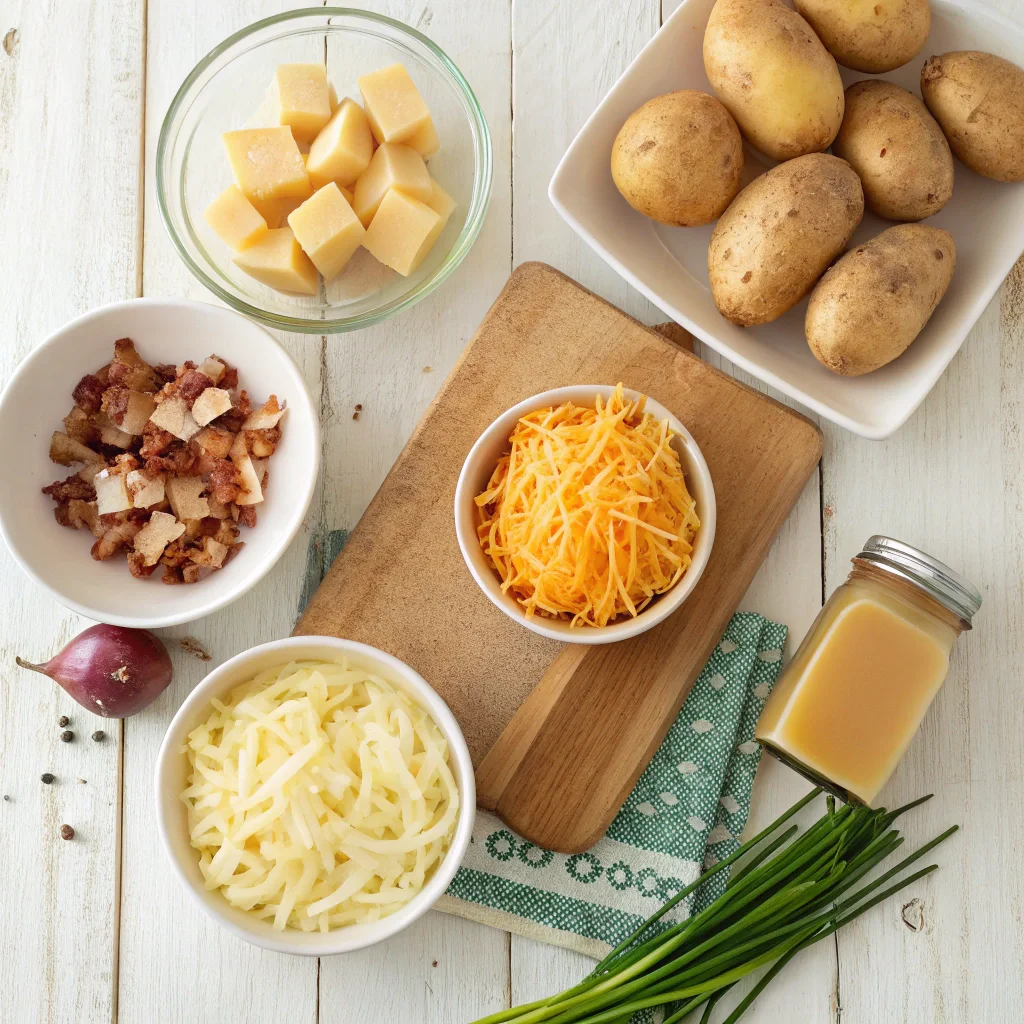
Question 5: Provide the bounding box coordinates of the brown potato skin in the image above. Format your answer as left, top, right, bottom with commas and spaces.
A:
805, 224, 955, 376
794, 0, 930, 73
611, 91, 744, 227
708, 154, 864, 327
703, 0, 844, 162
921, 51, 1024, 182
833, 81, 953, 222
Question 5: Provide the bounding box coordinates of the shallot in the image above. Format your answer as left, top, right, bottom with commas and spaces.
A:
16, 624, 173, 718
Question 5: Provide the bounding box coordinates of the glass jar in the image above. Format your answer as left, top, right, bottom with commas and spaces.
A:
755, 536, 981, 805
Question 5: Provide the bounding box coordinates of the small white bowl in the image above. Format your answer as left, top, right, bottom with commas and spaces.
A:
154, 636, 475, 956
0, 298, 319, 628
454, 385, 716, 645
549, 0, 1024, 438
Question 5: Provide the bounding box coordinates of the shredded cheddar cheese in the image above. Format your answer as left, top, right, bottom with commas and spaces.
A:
475, 384, 700, 627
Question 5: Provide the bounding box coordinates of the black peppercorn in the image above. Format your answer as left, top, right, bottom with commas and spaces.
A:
91, 730, 105, 742
41, 773, 55, 785
59, 824, 74, 840
58, 715, 70, 728
60, 730, 73, 743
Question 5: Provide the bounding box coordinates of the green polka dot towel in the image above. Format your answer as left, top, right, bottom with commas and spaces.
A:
436, 613, 788, 959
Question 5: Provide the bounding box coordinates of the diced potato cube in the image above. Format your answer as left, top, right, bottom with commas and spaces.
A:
126, 470, 165, 509
96, 413, 135, 449
204, 185, 268, 251
306, 98, 374, 189
149, 396, 200, 441
352, 143, 431, 227
274, 63, 331, 144
340, 185, 354, 205
191, 387, 233, 427
233, 452, 264, 506
242, 395, 286, 431
134, 511, 186, 566
421, 178, 457, 253
362, 188, 442, 277
288, 183, 366, 281
406, 115, 440, 158
196, 357, 226, 384
94, 469, 132, 515
222, 127, 312, 202
232, 228, 319, 295
166, 476, 210, 521
49, 431, 102, 467
249, 195, 305, 229
357, 63, 431, 145
120, 391, 157, 435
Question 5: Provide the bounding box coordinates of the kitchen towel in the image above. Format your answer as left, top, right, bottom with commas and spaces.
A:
436, 612, 788, 958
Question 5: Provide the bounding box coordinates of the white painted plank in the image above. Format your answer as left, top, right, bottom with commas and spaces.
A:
116, 4, 323, 1022
823, 257, 1024, 1020
0, 2, 143, 1023
316, 0, 513, 1018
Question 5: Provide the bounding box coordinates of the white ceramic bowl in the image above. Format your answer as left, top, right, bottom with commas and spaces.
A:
454, 385, 716, 645
549, 0, 1024, 439
154, 636, 475, 955
0, 298, 319, 627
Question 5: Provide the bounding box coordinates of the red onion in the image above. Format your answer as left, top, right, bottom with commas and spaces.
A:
16, 625, 173, 718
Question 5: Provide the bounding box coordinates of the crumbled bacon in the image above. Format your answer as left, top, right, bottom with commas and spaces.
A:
43, 474, 97, 503
72, 374, 106, 414
46, 340, 276, 584
208, 459, 241, 505
139, 421, 175, 459
177, 369, 214, 407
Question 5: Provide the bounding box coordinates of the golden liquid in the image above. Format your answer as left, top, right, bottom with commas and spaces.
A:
755, 577, 956, 804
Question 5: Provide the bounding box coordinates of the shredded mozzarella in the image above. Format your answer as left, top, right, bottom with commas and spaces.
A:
181, 660, 459, 931
475, 384, 701, 627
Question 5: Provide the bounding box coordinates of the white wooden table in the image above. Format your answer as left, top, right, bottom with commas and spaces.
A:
2, 1, 1020, 1021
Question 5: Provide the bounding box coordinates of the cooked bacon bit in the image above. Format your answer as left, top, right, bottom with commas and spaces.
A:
161, 565, 184, 585
101, 385, 131, 426
181, 563, 202, 584
154, 363, 177, 384
208, 459, 241, 505
236, 504, 257, 529
63, 407, 99, 445
145, 443, 197, 477
54, 504, 72, 528
196, 517, 222, 538
140, 421, 175, 459
244, 427, 280, 458
177, 369, 214, 407
127, 551, 158, 578
72, 374, 106, 414
219, 366, 239, 391
43, 475, 97, 503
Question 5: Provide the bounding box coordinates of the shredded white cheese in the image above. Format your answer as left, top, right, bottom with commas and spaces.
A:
181, 659, 459, 932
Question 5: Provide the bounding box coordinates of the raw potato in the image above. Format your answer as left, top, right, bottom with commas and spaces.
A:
833, 81, 953, 222
794, 0, 930, 73
708, 154, 864, 326
921, 51, 1024, 182
805, 224, 955, 376
703, 0, 844, 161
611, 91, 743, 227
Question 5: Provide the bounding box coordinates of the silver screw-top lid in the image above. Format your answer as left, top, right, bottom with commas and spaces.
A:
855, 536, 982, 626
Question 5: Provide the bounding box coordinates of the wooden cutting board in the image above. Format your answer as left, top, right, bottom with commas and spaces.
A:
295, 262, 822, 852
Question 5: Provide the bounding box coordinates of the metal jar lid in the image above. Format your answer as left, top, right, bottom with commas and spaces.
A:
856, 536, 982, 627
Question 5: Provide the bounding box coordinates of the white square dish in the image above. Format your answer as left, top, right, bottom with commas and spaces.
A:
549, 0, 1024, 438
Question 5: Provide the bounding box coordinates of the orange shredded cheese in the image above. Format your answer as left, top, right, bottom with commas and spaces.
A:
475, 384, 700, 628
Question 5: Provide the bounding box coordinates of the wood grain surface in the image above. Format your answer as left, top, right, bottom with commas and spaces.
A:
296, 262, 823, 851
2, 0, 1022, 1020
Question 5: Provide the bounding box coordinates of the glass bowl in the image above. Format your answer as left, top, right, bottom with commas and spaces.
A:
157, 8, 492, 333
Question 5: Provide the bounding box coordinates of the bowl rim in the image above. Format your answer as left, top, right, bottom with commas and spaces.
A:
454, 384, 717, 645
0, 296, 321, 628
154, 635, 476, 955
156, 6, 493, 334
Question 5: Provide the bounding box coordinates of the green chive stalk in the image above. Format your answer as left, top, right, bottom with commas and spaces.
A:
469, 792, 956, 1024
